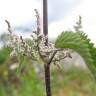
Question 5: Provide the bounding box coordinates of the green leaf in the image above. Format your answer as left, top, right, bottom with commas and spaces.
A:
55, 31, 96, 80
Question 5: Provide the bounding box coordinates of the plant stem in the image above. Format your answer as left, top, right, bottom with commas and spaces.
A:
43, 0, 56, 96
44, 64, 52, 96
44, 51, 57, 96
43, 0, 48, 46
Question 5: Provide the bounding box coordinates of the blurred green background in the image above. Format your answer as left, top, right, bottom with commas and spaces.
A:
0, 33, 96, 96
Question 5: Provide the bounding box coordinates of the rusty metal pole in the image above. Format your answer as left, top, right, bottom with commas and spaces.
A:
43, 0, 52, 96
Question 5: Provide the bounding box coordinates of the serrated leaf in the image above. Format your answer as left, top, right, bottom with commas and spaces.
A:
55, 31, 96, 80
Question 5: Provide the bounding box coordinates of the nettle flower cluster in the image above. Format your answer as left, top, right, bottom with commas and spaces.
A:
5, 9, 72, 69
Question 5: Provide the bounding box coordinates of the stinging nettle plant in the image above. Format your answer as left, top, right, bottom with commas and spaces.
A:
5, 1, 96, 96
5, 9, 72, 96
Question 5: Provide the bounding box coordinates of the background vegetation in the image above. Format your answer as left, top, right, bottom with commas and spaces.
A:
0, 33, 96, 96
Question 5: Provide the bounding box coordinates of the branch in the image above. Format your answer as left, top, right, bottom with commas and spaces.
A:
34, 9, 46, 62
5, 20, 12, 34
47, 50, 57, 66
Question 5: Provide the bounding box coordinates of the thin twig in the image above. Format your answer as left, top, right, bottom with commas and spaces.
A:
5, 20, 12, 34
47, 50, 57, 66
